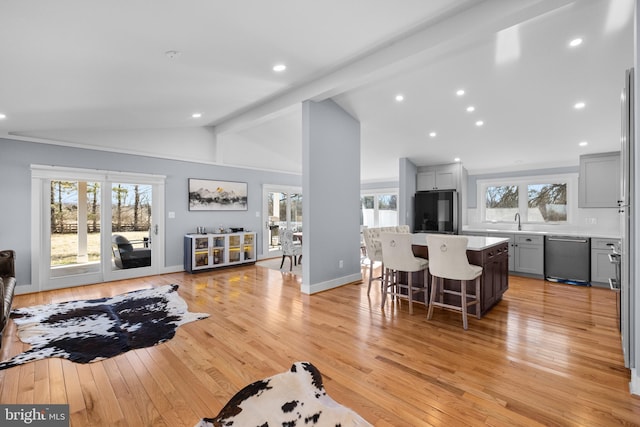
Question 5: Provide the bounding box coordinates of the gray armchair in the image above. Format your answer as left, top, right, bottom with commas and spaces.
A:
112, 235, 151, 269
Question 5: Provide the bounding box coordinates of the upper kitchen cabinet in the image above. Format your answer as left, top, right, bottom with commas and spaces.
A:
578, 152, 621, 208
416, 163, 465, 191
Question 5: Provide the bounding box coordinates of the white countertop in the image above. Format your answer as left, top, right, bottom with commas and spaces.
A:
411, 233, 510, 251
462, 226, 620, 240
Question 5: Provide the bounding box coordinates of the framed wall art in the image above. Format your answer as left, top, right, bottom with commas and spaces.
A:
188, 178, 248, 211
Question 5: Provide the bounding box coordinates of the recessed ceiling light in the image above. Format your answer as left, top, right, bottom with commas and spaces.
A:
475, 120, 484, 127
456, 89, 465, 96
273, 64, 287, 72
192, 113, 202, 118
574, 101, 586, 109
395, 94, 404, 102
466, 106, 475, 112
429, 131, 437, 138
0, 113, 6, 119
579, 141, 588, 147
569, 38, 583, 47
454, 157, 461, 162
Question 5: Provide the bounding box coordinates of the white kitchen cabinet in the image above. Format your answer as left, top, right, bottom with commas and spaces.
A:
591, 238, 619, 286
416, 163, 460, 191
578, 152, 621, 208
513, 234, 544, 276
184, 232, 256, 273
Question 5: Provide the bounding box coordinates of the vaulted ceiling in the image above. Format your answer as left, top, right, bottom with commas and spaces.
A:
0, 0, 634, 181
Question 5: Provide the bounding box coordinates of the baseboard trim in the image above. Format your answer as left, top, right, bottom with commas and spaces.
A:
630, 368, 640, 396
301, 273, 362, 295
14, 265, 185, 296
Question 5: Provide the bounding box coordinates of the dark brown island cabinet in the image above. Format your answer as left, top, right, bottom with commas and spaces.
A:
409, 235, 510, 317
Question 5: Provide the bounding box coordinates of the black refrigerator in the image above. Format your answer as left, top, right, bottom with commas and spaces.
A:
414, 190, 458, 234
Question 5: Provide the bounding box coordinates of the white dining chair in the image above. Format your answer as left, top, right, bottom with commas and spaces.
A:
279, 229, 302, 271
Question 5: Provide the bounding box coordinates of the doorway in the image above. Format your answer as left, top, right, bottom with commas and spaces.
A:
31, 165, 165, 291
262, 185, 302, 258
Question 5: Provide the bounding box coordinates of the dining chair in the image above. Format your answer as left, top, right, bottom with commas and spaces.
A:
379, 232, 429, 315
425, 234, 483, 330
279, 229, 302, 271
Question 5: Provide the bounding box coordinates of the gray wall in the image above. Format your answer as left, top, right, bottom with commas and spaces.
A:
360, 181, 398, 191
0, 138, 300, 288
399, 157, 417, 228
302, 99, 361, 293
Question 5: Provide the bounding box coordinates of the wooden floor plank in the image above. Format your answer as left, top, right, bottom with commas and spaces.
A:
0, 265, 639, 426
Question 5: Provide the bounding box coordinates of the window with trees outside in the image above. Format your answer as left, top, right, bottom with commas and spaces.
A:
361, 191, 398, 227
481, 175, 572, 224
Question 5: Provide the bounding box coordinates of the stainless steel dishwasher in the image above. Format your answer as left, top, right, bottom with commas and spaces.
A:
544, 235, 591, 285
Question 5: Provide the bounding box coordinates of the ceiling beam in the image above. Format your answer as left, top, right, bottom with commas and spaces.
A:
213, 0, 578, 135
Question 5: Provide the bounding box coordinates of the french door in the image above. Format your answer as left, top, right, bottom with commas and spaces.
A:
262, 185, 302, 258
31, 165, 165, 291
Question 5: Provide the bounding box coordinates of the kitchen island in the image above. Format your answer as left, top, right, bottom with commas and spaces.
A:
410, 234, 510, 317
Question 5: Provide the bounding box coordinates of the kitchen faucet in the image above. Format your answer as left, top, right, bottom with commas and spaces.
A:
514, 213, 521, 231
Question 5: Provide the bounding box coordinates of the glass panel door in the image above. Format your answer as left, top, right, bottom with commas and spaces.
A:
50, 180, 101, 279
33, 166, 164, 291
263, 186, 303, 257
110, 183, 153, 271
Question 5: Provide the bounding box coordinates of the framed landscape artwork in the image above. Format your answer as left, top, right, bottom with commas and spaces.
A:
188, 178, 248, 211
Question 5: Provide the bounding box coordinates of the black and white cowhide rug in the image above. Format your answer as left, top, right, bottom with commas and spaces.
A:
196, 361, 372, 427
0, 284, 208, 370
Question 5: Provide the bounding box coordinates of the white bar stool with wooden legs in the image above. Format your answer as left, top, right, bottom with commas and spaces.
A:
379, 232, 429, 315
426, 234, 483, 330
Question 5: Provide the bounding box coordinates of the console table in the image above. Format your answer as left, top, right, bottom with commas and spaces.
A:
184, 232, 256, 273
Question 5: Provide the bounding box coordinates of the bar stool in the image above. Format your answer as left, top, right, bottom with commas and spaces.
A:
362, 225, 410, 296
379, 232, 429, 315
426, 234, 483, 330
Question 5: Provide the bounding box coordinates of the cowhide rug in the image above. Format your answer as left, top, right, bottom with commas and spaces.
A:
195, 361, 372, 427
0, 284, 208, 370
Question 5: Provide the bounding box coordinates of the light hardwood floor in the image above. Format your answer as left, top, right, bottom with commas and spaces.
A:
1, 264, 639, 426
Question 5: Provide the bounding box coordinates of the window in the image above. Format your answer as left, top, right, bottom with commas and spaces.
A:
361, 191, 398, 227
527, 183, 567, 222
485, 185, 518, 222
479, 174, 574, 224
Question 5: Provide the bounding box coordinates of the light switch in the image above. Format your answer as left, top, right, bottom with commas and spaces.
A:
168, 211, 175, 219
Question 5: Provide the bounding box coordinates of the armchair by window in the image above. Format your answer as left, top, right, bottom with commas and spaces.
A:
112, 235, 151, 269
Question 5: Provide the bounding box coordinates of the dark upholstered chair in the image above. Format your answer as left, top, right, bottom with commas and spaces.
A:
112, 235, 151, 269
1, 249, 16, 348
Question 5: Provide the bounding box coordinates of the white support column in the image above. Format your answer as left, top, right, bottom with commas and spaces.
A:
77, 181, 88, 263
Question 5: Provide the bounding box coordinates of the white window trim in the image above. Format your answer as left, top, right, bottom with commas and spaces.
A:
477, 173, 578, 226
361, 188, 399, 227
